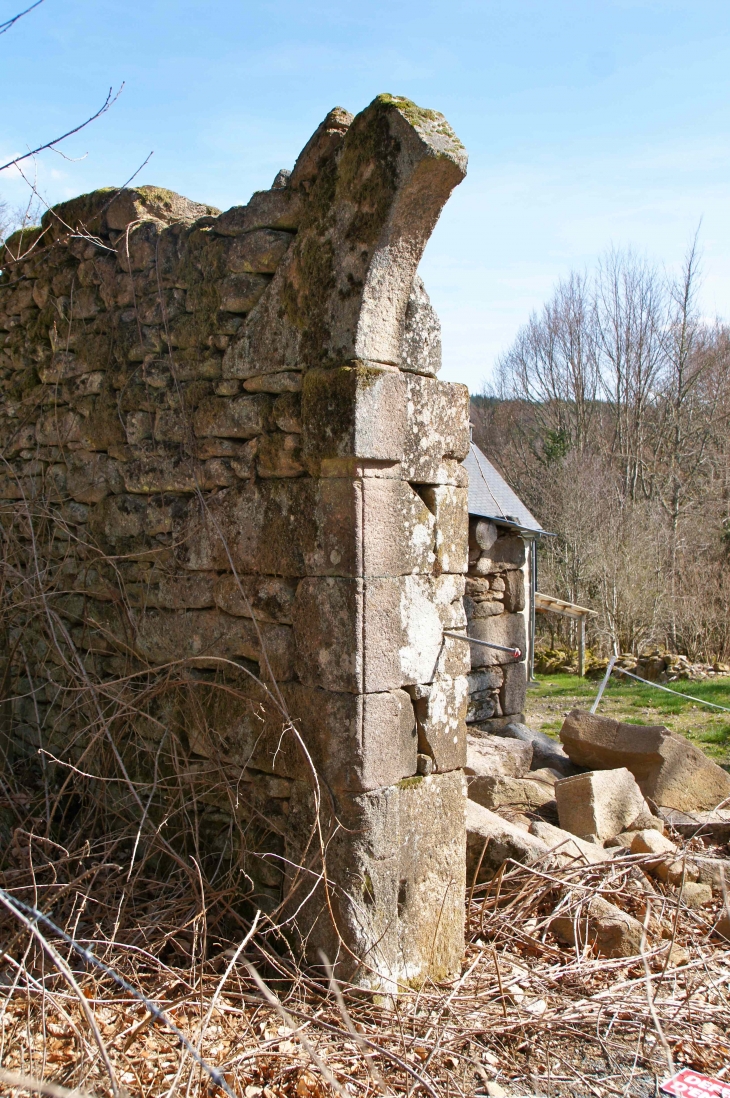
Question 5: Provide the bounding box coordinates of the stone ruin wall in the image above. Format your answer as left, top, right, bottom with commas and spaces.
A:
0, 96, 472, 990
465, 518, 529, 732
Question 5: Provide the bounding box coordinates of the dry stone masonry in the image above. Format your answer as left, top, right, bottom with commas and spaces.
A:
464, 517, 529, 732
0, 96, 471, 990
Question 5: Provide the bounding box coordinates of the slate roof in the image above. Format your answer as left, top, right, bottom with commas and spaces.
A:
463, 442, 546, 535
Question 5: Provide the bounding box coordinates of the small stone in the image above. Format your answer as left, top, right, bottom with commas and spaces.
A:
473, 519, 498, 552
714, 912, 730, 941
630, 830, 676, 857
416, 753, 433, 775
484, 1083, 507, 1097
679, 881, 712, 908
468, 773, 556, 812
550, 895, 645, 958
243, 371, 302, 394
529, 820, 610, 865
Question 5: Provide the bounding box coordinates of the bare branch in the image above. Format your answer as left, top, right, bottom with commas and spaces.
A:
0, 0, 45, 36
0, 84, 124, 174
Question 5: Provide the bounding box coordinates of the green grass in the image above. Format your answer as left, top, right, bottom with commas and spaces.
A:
525, 672, 730, 768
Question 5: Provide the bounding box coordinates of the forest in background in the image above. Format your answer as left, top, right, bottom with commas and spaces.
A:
471, 242, 730, 662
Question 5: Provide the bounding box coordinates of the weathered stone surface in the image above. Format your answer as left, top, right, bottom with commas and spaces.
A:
281, 684, 419, 792
550, 895, 645, 958
176, 679, 417, 793
105, 185, 220, 230
695, 858, 730, 892
465, 732, 532, 778
630, 829, 676, 858
556, 768, 656, 842
256, 431, 305, 477
472, 519, 498, 552
399, 275, 441, 377
528, 820, 610, 865
288, 106, 353, 191
285, 771, 466, 988
466, 800, 549, 883
243, 371, 302, 394
212, 188, 304, 236
227, 229, 294, 274
494, 722, 574, 776
291, 573, 467, 692
468, 772, 557, 812
466, 688, 501, 723
629, 829, 698, 885
478, 534, 526, 571
468, 614, 526, 668
503, 569, 525, 613
680, 882, 713, 908
658, 807, 730, 843
193, 394, 271, 438
418, 485, 468, 574
361, 479, 436, 576
66, 451, 124, 503
225, 95, 467, 379
401, 375, 470, 483
301, 365, 407, 467
500, 662, 527, 716
134, 608, 295, 682
406, 674, 467, 772
559, 709, 730, 812
213, 574, 298, 623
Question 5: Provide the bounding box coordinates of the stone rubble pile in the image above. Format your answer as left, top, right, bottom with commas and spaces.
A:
465, 708, 730, 956
536, 644, 730, 682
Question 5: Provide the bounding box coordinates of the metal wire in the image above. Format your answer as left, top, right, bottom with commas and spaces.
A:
442, 630, 521, 658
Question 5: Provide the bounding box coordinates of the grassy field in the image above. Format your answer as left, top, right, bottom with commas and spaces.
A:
525, 671, 730, 769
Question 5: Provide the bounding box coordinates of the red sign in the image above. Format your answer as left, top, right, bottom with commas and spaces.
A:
661, 1069, 730, 1097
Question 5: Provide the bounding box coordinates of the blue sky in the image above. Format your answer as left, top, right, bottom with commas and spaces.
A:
2, 0, 730, 392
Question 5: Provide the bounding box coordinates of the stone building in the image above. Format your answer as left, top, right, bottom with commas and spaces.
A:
0, 96, 471, 991
462, 442, 546, 733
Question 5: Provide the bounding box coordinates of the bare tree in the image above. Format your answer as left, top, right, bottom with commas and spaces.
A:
478, 240, 730, 661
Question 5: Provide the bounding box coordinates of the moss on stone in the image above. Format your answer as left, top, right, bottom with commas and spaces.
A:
374, 93, 465, 149
398, 775, 424, 790
2, 225, 44, 258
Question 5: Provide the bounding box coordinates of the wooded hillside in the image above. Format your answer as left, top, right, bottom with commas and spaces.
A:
472, 244, 730, 661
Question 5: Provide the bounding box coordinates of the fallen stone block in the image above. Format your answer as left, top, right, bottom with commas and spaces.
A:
465, 733, 533, 778
555, 768, 657, 842
468, 773, 557, 812
466, 800, 548, 882
559, 709, 730, 813
550, 894, 646, 958
495, 721, 576, 776
658, 807, 730, 844
529, 820, 611, 865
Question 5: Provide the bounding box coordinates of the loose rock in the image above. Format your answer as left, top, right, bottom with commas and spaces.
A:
555, 768, 657, 842
550, 894, 646, 958
559, 709, 730, 813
